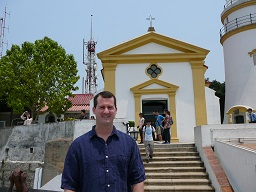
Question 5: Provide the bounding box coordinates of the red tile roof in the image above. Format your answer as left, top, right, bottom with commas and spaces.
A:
68, 105, 90, 112
40, 94, 94, 113
68, 94, 94, 105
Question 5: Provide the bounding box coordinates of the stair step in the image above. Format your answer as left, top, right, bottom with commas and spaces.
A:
141, 151, 199, 157
146, 172, 209, 179
140, 147, 197, 152
143, 161, 204, 167
145, 178, 211, 186
144, 185, 215, 192
145, 167, 206, 173
138, 143, 196, 148
142, 156, 200, 161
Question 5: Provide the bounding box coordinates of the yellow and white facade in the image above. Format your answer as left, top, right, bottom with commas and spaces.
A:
98, 31, 220, 142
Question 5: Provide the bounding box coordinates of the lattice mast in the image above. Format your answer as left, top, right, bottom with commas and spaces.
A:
83, 15, 98, 94
0, 7, 9, 59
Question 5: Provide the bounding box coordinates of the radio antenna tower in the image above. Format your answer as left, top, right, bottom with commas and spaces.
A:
83, 15, 98, 94
0, 7, 10, 59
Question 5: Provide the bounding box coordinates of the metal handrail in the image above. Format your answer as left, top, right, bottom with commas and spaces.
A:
224, 0, 253, 9
220, 12, 256, 37
224, 0, 240, 9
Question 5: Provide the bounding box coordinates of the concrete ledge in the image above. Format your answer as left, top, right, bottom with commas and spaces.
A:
203, 147, 233, 192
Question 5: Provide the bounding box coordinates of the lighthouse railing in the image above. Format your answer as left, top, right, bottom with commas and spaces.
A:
220, 12, 256, 37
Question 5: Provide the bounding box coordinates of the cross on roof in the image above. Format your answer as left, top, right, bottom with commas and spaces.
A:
146, 15, 155, 27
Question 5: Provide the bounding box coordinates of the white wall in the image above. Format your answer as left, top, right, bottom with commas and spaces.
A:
224, 5, 256, 25
194, 124, 256, 148
205, 87, 221, 125
73, 119, 128, 140
194, 124, 256, 192
215, 140, 256, 192
38, 112, 64, 124
123, 42, 183, 54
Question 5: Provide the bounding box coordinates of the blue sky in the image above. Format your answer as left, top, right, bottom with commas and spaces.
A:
1, 0, 226, 93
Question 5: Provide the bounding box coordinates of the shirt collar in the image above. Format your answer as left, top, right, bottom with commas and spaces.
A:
89, 125, 119, 140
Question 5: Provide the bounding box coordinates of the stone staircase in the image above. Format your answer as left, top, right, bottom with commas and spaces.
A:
139, 143, 215, 192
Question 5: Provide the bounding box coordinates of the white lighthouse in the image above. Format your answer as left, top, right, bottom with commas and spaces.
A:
220, 0, 256, 124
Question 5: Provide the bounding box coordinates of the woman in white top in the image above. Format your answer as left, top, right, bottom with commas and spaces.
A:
20, 111, 33, 125
138, 113, 145, 144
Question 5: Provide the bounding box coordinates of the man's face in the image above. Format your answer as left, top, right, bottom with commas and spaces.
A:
92, 96, 117, 125
155, 111, 159, 116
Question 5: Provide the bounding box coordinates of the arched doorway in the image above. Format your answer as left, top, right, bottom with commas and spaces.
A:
45, 113, 55, 123
142, 100, 167, 127
235, 115, 244, 124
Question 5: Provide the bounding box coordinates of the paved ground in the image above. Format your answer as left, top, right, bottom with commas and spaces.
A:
239, 143, 256, 150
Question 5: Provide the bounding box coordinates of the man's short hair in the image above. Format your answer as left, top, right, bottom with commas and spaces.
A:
247, 108, 253, 112
146, 119, 151, 123
93, 91, 117, 108
81, 109, 86, 113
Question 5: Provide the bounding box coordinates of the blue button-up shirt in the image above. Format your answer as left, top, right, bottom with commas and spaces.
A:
61, 126, 146, 192
249, 112, 256, 122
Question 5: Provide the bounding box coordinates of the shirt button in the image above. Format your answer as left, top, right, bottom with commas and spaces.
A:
106, 155, 108, 158
107, 184, 110, 187
106, 169, 109, 172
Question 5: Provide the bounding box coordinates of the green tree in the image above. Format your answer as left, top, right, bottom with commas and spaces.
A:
0, 37, 79, 120
208, 79, 225, 123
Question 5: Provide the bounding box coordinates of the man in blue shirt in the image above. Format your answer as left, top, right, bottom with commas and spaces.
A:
61, 91, 146, 192
154, 110, 164, 143
247, 108, 256, 123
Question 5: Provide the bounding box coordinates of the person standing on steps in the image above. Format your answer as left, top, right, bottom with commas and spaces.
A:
163, 109, 172, 144
143, 119, 156, 163
138, 113, 145, 144
61, 91, 146, 192
247, 108, 256, 123
154, 110, 164, 143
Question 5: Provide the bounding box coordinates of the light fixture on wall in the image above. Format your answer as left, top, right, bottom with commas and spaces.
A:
234, 109, 239, 114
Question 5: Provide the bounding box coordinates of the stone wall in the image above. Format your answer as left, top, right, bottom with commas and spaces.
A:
0, 161, 44, 189
0, 121, 75, 188
0, 121, 74, 162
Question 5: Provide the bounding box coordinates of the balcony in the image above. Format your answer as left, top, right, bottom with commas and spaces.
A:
223, 0, 251, 9
220, 12, 256, 38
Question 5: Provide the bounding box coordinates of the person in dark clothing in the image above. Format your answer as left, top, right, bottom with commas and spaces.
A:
78, 109, 87, 120
61, 91, 146, 192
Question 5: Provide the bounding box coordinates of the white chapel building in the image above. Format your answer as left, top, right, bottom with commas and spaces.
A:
97, 27, 220, 143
